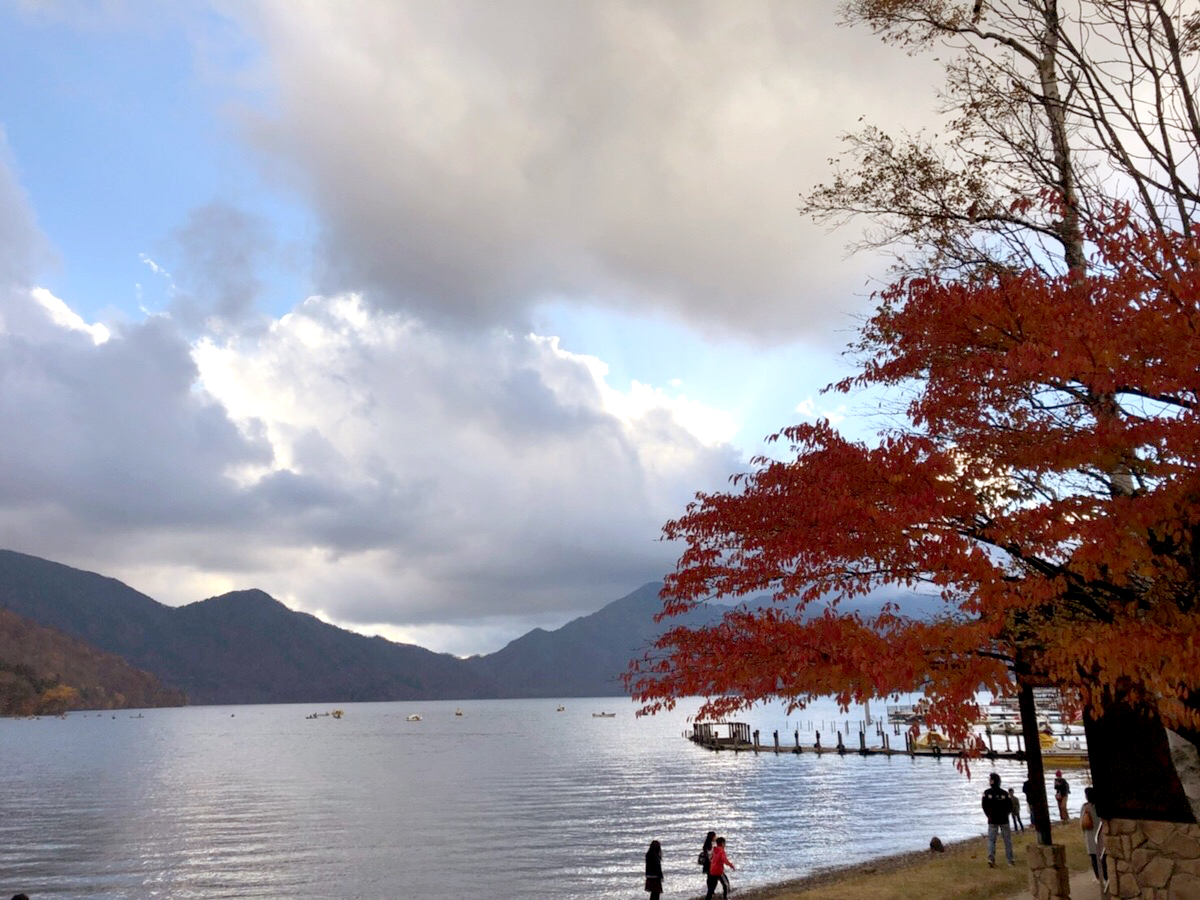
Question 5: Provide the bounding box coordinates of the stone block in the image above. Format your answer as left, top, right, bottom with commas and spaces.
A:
1170, 871, 1200, 900
1144, 821, 1175, 845
1176, 859, 1200, 878
1117, 870, 1141, 898
1135, 846, 1159, 873
1163, 829, 1200, 861
1141, 855, 1176, 889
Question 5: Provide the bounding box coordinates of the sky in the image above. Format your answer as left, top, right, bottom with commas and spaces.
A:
0, 1, 944, 657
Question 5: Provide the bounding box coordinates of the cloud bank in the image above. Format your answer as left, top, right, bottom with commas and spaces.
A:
237, 0, 936, 336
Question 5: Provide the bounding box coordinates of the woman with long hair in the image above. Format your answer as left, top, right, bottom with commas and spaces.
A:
644, 840, 663, 899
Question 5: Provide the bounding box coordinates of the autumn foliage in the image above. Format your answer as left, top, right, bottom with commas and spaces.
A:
629, 210, 1200, 745
0, 608, 186, 716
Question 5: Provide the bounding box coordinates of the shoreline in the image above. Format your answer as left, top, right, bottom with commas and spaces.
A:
731, 840, 972, 900
695, 824, 1090, 900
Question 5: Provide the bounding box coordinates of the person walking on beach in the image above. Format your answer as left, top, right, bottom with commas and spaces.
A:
1008, 788, 1024, 831
644, 840, 663, 900
699, 831, 716, 884
1054, 770, 1071, 823
705, 836, 735, 899
983, 772, 1015, 867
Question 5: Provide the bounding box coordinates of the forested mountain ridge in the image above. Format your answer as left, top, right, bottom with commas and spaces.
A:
0, 608, 185, 715
0, 549, 937, 707
0, 549, 677, 704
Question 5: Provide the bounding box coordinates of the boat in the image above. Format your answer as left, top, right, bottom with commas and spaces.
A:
592, 712, 616, 718
331, 709, 344, 719
556, 705, 565, 712
689, 722, 752, 749
913, 731, 949, 749
406, 714, 422, 722
455, 708, 464, 716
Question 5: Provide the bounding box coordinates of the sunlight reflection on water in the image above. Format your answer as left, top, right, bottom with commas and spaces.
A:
0, 698, 1084, 898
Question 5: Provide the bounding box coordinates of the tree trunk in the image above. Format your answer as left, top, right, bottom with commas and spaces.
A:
1019, 681, 1054, 845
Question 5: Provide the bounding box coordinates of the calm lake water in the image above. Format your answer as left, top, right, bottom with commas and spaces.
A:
0, 697, 1086, 898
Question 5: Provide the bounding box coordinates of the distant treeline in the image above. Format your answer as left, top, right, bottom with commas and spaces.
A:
0, 608, 186, 715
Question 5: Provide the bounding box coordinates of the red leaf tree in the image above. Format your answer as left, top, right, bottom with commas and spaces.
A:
629, 210, 1200, 822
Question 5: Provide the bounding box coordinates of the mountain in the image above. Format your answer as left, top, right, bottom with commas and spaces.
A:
163, 589, 493, 704
0, 549, 941, 707
462, 581, 723, 697
0, 608, 185, 714
0, 550, 492, 704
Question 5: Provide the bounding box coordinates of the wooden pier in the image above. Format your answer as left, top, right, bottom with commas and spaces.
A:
686, 722, 1090, 767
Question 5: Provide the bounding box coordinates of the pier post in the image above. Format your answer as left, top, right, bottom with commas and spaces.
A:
794, 729, 799, 749
815, 730, 821, 752
753, 729, 760, 753
859, 731, 867, 754
773, 730, 779, 752
837, 732, 846, 755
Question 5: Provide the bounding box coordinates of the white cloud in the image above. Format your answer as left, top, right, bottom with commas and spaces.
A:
795, 395, 847, 425
184, 293, 740, 640
0, 282, 741, 653
233, 0, 939, 338
30, 287, 110, 344
0, 2, 952, 657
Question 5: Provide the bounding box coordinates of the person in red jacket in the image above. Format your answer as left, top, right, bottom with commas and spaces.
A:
705, 836, 736, 899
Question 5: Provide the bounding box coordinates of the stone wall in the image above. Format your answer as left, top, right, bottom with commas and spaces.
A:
1101, 818, 1200, 899
1027, 842, 1070, 900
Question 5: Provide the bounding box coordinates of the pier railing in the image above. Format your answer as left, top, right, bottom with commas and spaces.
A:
686, 719, 1089, 767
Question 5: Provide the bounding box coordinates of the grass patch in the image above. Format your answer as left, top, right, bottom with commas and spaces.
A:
733, 823, 1091, 900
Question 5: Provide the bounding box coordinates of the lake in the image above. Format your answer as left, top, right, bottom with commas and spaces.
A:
0, 697, 1085, 898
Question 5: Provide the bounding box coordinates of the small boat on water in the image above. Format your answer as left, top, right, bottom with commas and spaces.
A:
556, 705, 565, 712
406, 714, 422, 722
592, 712, 616, 718
455, 708, 464, 716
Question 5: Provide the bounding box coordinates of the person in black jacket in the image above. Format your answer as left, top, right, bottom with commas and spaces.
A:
983, 772, 1016, 867
699, 831, 716, 878
644, 840, 663, 900
1054, 769, 1071, 823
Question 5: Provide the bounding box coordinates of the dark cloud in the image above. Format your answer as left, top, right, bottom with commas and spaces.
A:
165, 202, 274, 329
0, 313, 271, 530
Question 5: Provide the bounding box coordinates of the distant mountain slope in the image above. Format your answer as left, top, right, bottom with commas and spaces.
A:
463, 582, 722, 698
0, 549, 943, 706
0, 550, 492, 704
0, 550, 175, 656
165, 589, 493, 704
0, 607, 185, 714
462, 581, 941, 700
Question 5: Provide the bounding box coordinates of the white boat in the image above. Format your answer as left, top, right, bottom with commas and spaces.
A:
592, 712, 616, 718
454, 708, 464, 716
406, 714, 422, 722
556, 705, 565, 712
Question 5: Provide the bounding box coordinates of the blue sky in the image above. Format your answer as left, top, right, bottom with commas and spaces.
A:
0, 1, 939, 655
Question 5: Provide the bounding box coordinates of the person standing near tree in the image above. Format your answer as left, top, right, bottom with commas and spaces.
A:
983, 773, 1015, 867
1054, 770, 1071, 823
